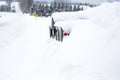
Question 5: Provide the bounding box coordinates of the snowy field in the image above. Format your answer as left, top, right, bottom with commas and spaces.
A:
0, 1, 120, 80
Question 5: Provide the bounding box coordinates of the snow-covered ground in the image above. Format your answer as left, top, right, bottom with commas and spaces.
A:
0, 1, 120, 80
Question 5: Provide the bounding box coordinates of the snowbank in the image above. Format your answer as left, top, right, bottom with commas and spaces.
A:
52, 1, 120, 29
51, 11, 87, 22
85, 1, 120, 28
51, 1, 120, 80
11, 2, 22, 13
0, 13, 25, 49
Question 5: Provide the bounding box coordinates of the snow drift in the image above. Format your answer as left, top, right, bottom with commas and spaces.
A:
52, 11, 87, 22
50, 1, 120, 80
85, 1, 120, 28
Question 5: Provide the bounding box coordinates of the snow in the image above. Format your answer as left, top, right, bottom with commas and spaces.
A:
85, 1, 120, 28
0, 1, 7, 6
52, 11, 87, 22
11, 2, 22, 13
0, 1, 120, 80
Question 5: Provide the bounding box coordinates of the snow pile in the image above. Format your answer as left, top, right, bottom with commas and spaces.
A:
49, 2, 120, 80
11, 2, 22, 13
85, 2, 120, 28
52, 11, 87, 22
0, 13, 25, 49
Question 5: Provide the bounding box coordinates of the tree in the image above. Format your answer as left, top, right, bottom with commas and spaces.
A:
6, 0, 12, 12
19, 0, 33, 13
